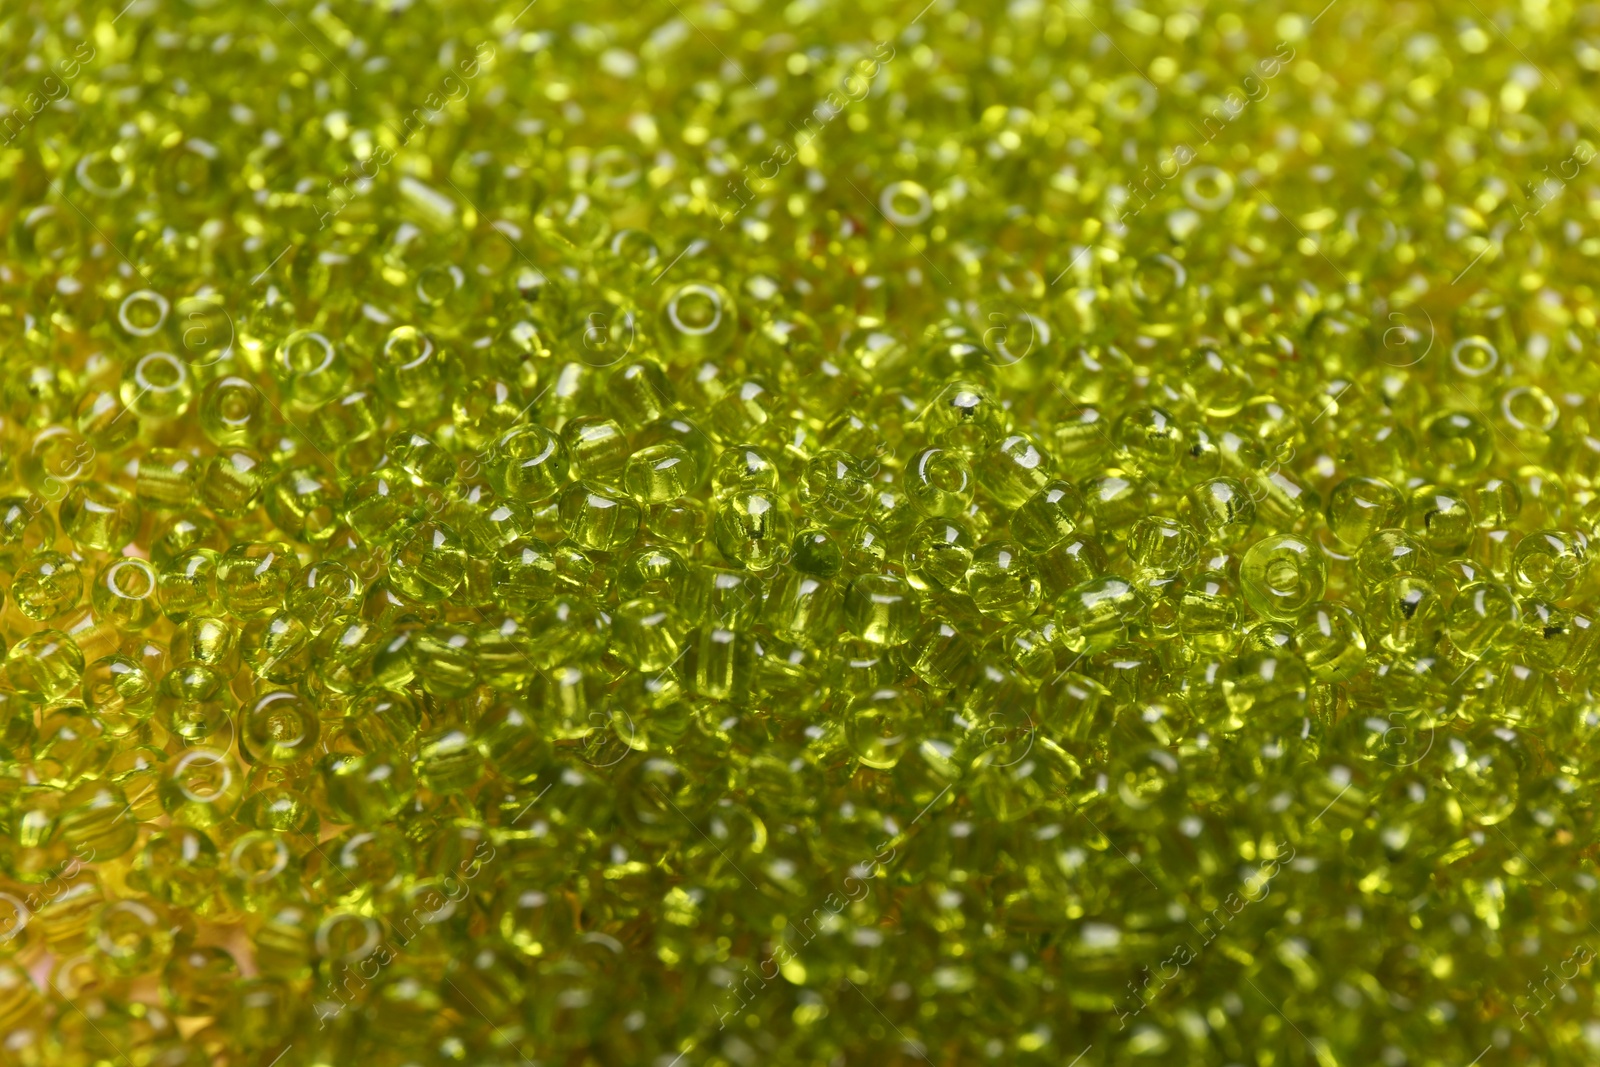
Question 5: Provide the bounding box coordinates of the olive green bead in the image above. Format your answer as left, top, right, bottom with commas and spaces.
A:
558, 482, 641, 551
198, 375, 266, 447
713, 489, 790, 570
217, 541, 297, 618
843, 573, 921, 646
158, 747, 244, 828
1294, 602, 1368, 681
240, 690, 320, 766
1240, 534, 1326, 621
7, 629, 84, 702
136, 447, 199, 510
59, 480, 141, 551
158, 548, 219, 620
92, 557, 160, 630
273, 328, 349, 409
488, 424, 570, 502
12, 551, 84, 620
1009, 481, 1083, 551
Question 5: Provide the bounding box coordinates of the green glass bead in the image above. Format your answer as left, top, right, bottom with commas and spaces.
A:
488, 424, 570, 502
967, 541, 1042, 621
158, 549, 219, 621
1240, 534, 1326, 621
843, 573, 921, 646
156, 664, 230, 744
158, 747, 244, 828
91, 557, 160, 631
1294, 602, 1368, 682
1009, 481, 1083, 551
239, 690, 319, 767
558, 483, 641, 551
137, 447, 199, 511
217, 541, 297, 618
1184, 476, 1254, 547
415, 725, 486, 793
319, 750, 417, 824
905, 447, 975, 519
84, 653, 158, 724
713, 489, 790, 569
1057, 576, 1144, 654
562, 415, 631, 485
7, 629, 84, 701
121, 350, 195, 420
198, 375, 266, 447
13, 551, 84, 620
845, 687, 923, 769
1325, 476, 1402, 548
273, 329, 349, 409
60, 480, 141, 551
265, 467, 340, 543
241, 612, 312, 683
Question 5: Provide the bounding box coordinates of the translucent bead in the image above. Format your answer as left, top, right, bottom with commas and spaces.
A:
712, 444, 779, 493
1127, 517, 1201, 579
1240, 534, 1326, 621
198, 375, 265, 446
657, 281, 737, 359
906, 518, 976, 592
1368, 575, 1447, 656
156, 664, 230, 744
1422, 410, 1495, 481
797, 450, 871, 524
197, 447, 268, 518
136, 447, 199, 510
7, 629, 83, 701
1512, 530, 1590, 601
843, 573, 921, 646
624, 442, 696, 503
788, 527, 843, 578
273, 329, 349, 408
550, 479, 646, 552
13, 551, 84, 620
84, 652, 158, 724
1447, 581, 1521, 656
241, 612, 312, 683
1407, 485, 1475, 554
1294, 602, 1369, 681
162, 945, 238, 1015
93, 900, 174, 977
158, 549, 218, 621
713, 489, 790, 569
905, 447, 975, 518
1114, 406, 1184, 481
925, 380, 1007, 452
319, 750, 416, 823
1009, 481, 1083, 551
488, 424, 570, 502
218, 541, 297, 618
121, 351, 195, 420
59, 480, 140, 551
1355, 528, 1434, 587
91, 557, 159, 631
1178, 570, 1243, 650
977, 433, 1054, 508
562, 416, 631, 485
1325, 477, 1401, 548
372, 326, 454, 416
159, 747, 244, 827
387, 521, 469, 601
967, 541, 1042, 621
845, 687, 923, 769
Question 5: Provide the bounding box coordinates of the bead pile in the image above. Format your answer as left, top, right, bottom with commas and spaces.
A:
1, 0, 1599, 1064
